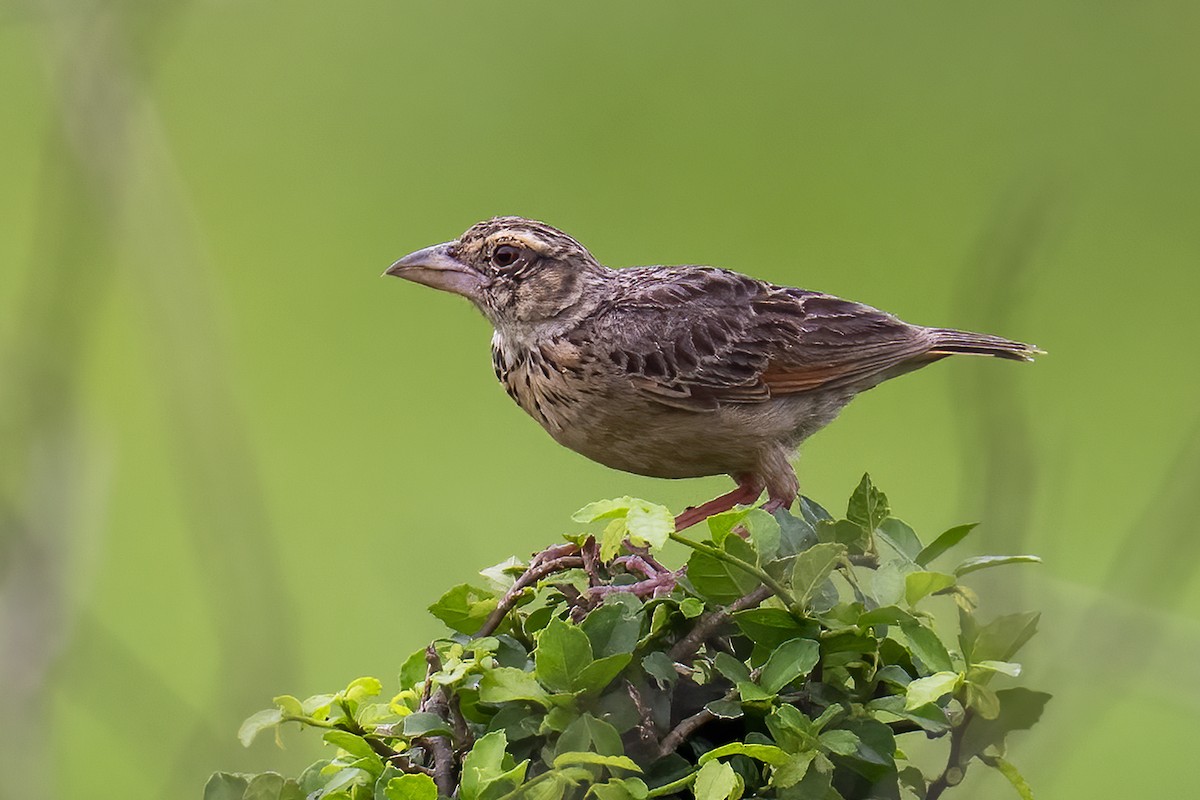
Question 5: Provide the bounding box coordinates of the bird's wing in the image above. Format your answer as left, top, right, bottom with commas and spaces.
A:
589, 266, 935, 411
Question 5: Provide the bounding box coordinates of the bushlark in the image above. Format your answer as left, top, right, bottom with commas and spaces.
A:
386, 217, 1039, 530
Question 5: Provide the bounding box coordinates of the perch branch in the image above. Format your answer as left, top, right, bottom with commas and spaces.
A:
925, 709, 974, 800
476, 555, 584, 636
669, 585, 772, 663
657, 690, 735, 758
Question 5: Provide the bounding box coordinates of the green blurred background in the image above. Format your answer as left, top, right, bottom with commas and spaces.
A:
2, 1, 1197, 797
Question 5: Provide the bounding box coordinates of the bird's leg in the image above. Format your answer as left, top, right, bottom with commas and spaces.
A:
673, 475, 765, 532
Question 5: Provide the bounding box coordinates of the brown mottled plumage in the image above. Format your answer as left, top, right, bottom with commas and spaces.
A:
386, 217, 1040, 530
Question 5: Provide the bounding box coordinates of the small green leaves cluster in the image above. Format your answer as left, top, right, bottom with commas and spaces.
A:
210, 476, 1048, 800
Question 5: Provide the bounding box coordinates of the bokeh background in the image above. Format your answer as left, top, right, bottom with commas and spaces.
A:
2, 1, 1198, 798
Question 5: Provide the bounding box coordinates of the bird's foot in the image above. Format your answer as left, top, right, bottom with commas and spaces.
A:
761, 496, 792, 514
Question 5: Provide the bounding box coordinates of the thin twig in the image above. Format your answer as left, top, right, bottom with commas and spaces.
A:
658, 690, 735, 758
476, 555, 584, 637
626, 681, 660, 753
580, 538, 603, 586
416, 645, 458, 794
590, 569, 683, 599
668, 585, 772, 663
925, 709, 974, 800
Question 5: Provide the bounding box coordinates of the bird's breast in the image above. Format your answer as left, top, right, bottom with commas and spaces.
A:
490, 333, 589, 434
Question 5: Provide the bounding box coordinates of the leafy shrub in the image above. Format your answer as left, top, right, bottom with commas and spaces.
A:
210, 476, 1048, 800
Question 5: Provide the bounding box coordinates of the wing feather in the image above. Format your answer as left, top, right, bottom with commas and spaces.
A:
585, 267, 933, 410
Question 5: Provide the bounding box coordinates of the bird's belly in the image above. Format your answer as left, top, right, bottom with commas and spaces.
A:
492, 336, 851, 480
546, 391, 848, 480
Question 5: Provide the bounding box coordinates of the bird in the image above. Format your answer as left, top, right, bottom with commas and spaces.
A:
385, 217, 1040, 532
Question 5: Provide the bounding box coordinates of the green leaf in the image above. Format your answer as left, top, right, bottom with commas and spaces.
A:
642, 651, 678, 685
239, 773, 304, 800
742, 509, 782, 561
556, 713, 624, 757
625, 502, 674, 552
385, 774, 439, 800
965, 680, 1002, 719
772, 752, 816, 789
901, 621, 955, 674
301, 693, 336, 717
679, 597, 705, 618
399, 649, 428, 689
960, 688, 1052, 763
980, 754, 1035, 800
904, 671, 961, 709
599, 518, 628, 562
847, 473, 890, 532
759, 638, 820, 693
737, 680, 775, 702
693, 759, 738, 800
479, 667, 551, 707
732, 608, 818, 650
832, 718, 896, 782
954, 554, 1042, 577
972, 660, 1023, 678
582, 602, 643, 658
576, 653, 632, 693
817, 519, 870, 555
904, 571, 956, 606
204, 773, 249, 800
507, 769, 592, 800
687, 548, 760, 605
897, 765, 928, 799
402, 712, 453, 738
865, 696, 951, 735
705, 699, 744, 719
775, 509, 818, 555
877, 518, 922, 561
573, 497, 638, 523
869, 562, 906, 606
272, 695, 303, 717
698, 742, 790, 766
766, 703, 816, 751
238, 708, 283, 747
798, 496, 832, 525
783, 754, 833, 798
791, 542, 847, 607
572, 497, 674, 556
817, 729, 860, 756
344, 676, 382, 704
963, 611, 1040, 663
588, 779, 649, 800
461, 731, 514, 800
857, 605, 916, 627
480, 556, 526, 593
323, 730, 377, 761
712, 652, 752, 684
428, 584, 498, 634
915, 523, 978, 566
535, 618, 595, 692
553, 753, 642, 772
707, 508, 754, 545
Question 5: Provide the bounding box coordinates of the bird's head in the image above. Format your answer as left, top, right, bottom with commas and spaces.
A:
386, 217, 608, 334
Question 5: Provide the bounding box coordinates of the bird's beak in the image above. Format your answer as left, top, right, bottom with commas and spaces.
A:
384, 242, 484, 302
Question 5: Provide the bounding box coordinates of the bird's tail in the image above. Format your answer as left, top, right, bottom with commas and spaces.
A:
927, 328, 1044, 362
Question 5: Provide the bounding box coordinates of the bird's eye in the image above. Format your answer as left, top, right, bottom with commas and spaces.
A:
491, 244, 524, 269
